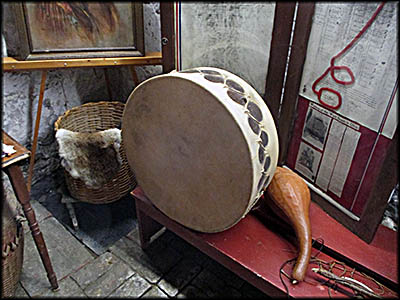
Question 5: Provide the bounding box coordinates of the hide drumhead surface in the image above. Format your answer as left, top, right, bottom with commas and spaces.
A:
122, 75, 253, 232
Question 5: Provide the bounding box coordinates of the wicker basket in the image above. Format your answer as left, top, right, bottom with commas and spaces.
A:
54, 101, 136, 204
2, 205, 24, 298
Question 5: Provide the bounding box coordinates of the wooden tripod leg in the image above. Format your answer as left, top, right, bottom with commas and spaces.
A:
5, 164, 59, 291
27, 70, 47, 193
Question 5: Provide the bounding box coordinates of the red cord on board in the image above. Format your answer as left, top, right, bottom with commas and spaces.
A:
312, 2, 386, 110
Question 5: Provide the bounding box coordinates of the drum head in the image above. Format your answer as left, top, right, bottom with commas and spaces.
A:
122, 75, 253, 232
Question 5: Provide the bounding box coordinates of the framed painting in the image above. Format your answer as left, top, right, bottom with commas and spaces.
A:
11, 2, 144, 60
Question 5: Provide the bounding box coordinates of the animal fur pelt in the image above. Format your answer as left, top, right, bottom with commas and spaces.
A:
56, 128, 122, 189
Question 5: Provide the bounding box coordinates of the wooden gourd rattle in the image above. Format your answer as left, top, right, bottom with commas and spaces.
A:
256, 166, 312, 284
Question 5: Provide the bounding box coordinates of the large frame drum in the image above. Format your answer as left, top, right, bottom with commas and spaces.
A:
122, 67, 279, 232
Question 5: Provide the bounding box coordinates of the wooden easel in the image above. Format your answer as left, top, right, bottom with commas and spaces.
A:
2, 52, 163, 192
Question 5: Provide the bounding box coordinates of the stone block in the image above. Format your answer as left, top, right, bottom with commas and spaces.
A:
108, 273, 151, 298
142, 285, 169, 298
125, 224, 140, 243
157, 258, 202, 297
70, 252, 118, 290
37, 277, 85, 297
20, 217, 93, 296
109, 236, 182, 284
14, 282, 29, 298
28, 200, 52, 221
83, 260, 135, 297
176, 285, 208, 298
21, 204, 51, 234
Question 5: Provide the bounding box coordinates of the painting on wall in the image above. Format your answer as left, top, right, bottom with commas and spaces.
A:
11, 2, 144, 60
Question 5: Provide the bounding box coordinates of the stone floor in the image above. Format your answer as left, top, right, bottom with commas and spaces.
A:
14, 199, 267, 298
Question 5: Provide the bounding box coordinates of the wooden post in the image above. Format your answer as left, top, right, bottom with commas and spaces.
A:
160, 2, 175, 73
264, 2, 297, 124
276, 2, 315, 165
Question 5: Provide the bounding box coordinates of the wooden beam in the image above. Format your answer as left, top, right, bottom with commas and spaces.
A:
264, 2, 297, 125
160, 2, 176, 73
277, 3, 315, 165
2, 52, 162, 72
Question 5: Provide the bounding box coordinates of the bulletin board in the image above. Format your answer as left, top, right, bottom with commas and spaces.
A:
168, 1, 302, 125
280, 2, 398, 243
173, 2, 276, 97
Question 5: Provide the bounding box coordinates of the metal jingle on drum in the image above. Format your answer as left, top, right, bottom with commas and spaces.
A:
260, 130, 269, 147
264, 156, 271, 172
257, 173, 267, 191
204, 74, 225, 83
227, 89, 247, 105
248, 116, 260, 134
258, 145, 265, 164
226, 79, 245, 93
262, 175, 270, 191
247, 101, 263, 122
200, 69, 222, 75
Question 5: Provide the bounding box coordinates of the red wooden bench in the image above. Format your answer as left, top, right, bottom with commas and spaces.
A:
131, 186, 397, 298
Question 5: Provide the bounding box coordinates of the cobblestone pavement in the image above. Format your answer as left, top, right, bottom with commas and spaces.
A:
15, 199, 267, 298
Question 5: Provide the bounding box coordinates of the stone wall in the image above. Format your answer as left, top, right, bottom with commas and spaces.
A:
2, 3, 162, 201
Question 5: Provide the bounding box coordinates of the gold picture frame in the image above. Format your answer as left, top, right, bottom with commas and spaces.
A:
10, 2, 144, 60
